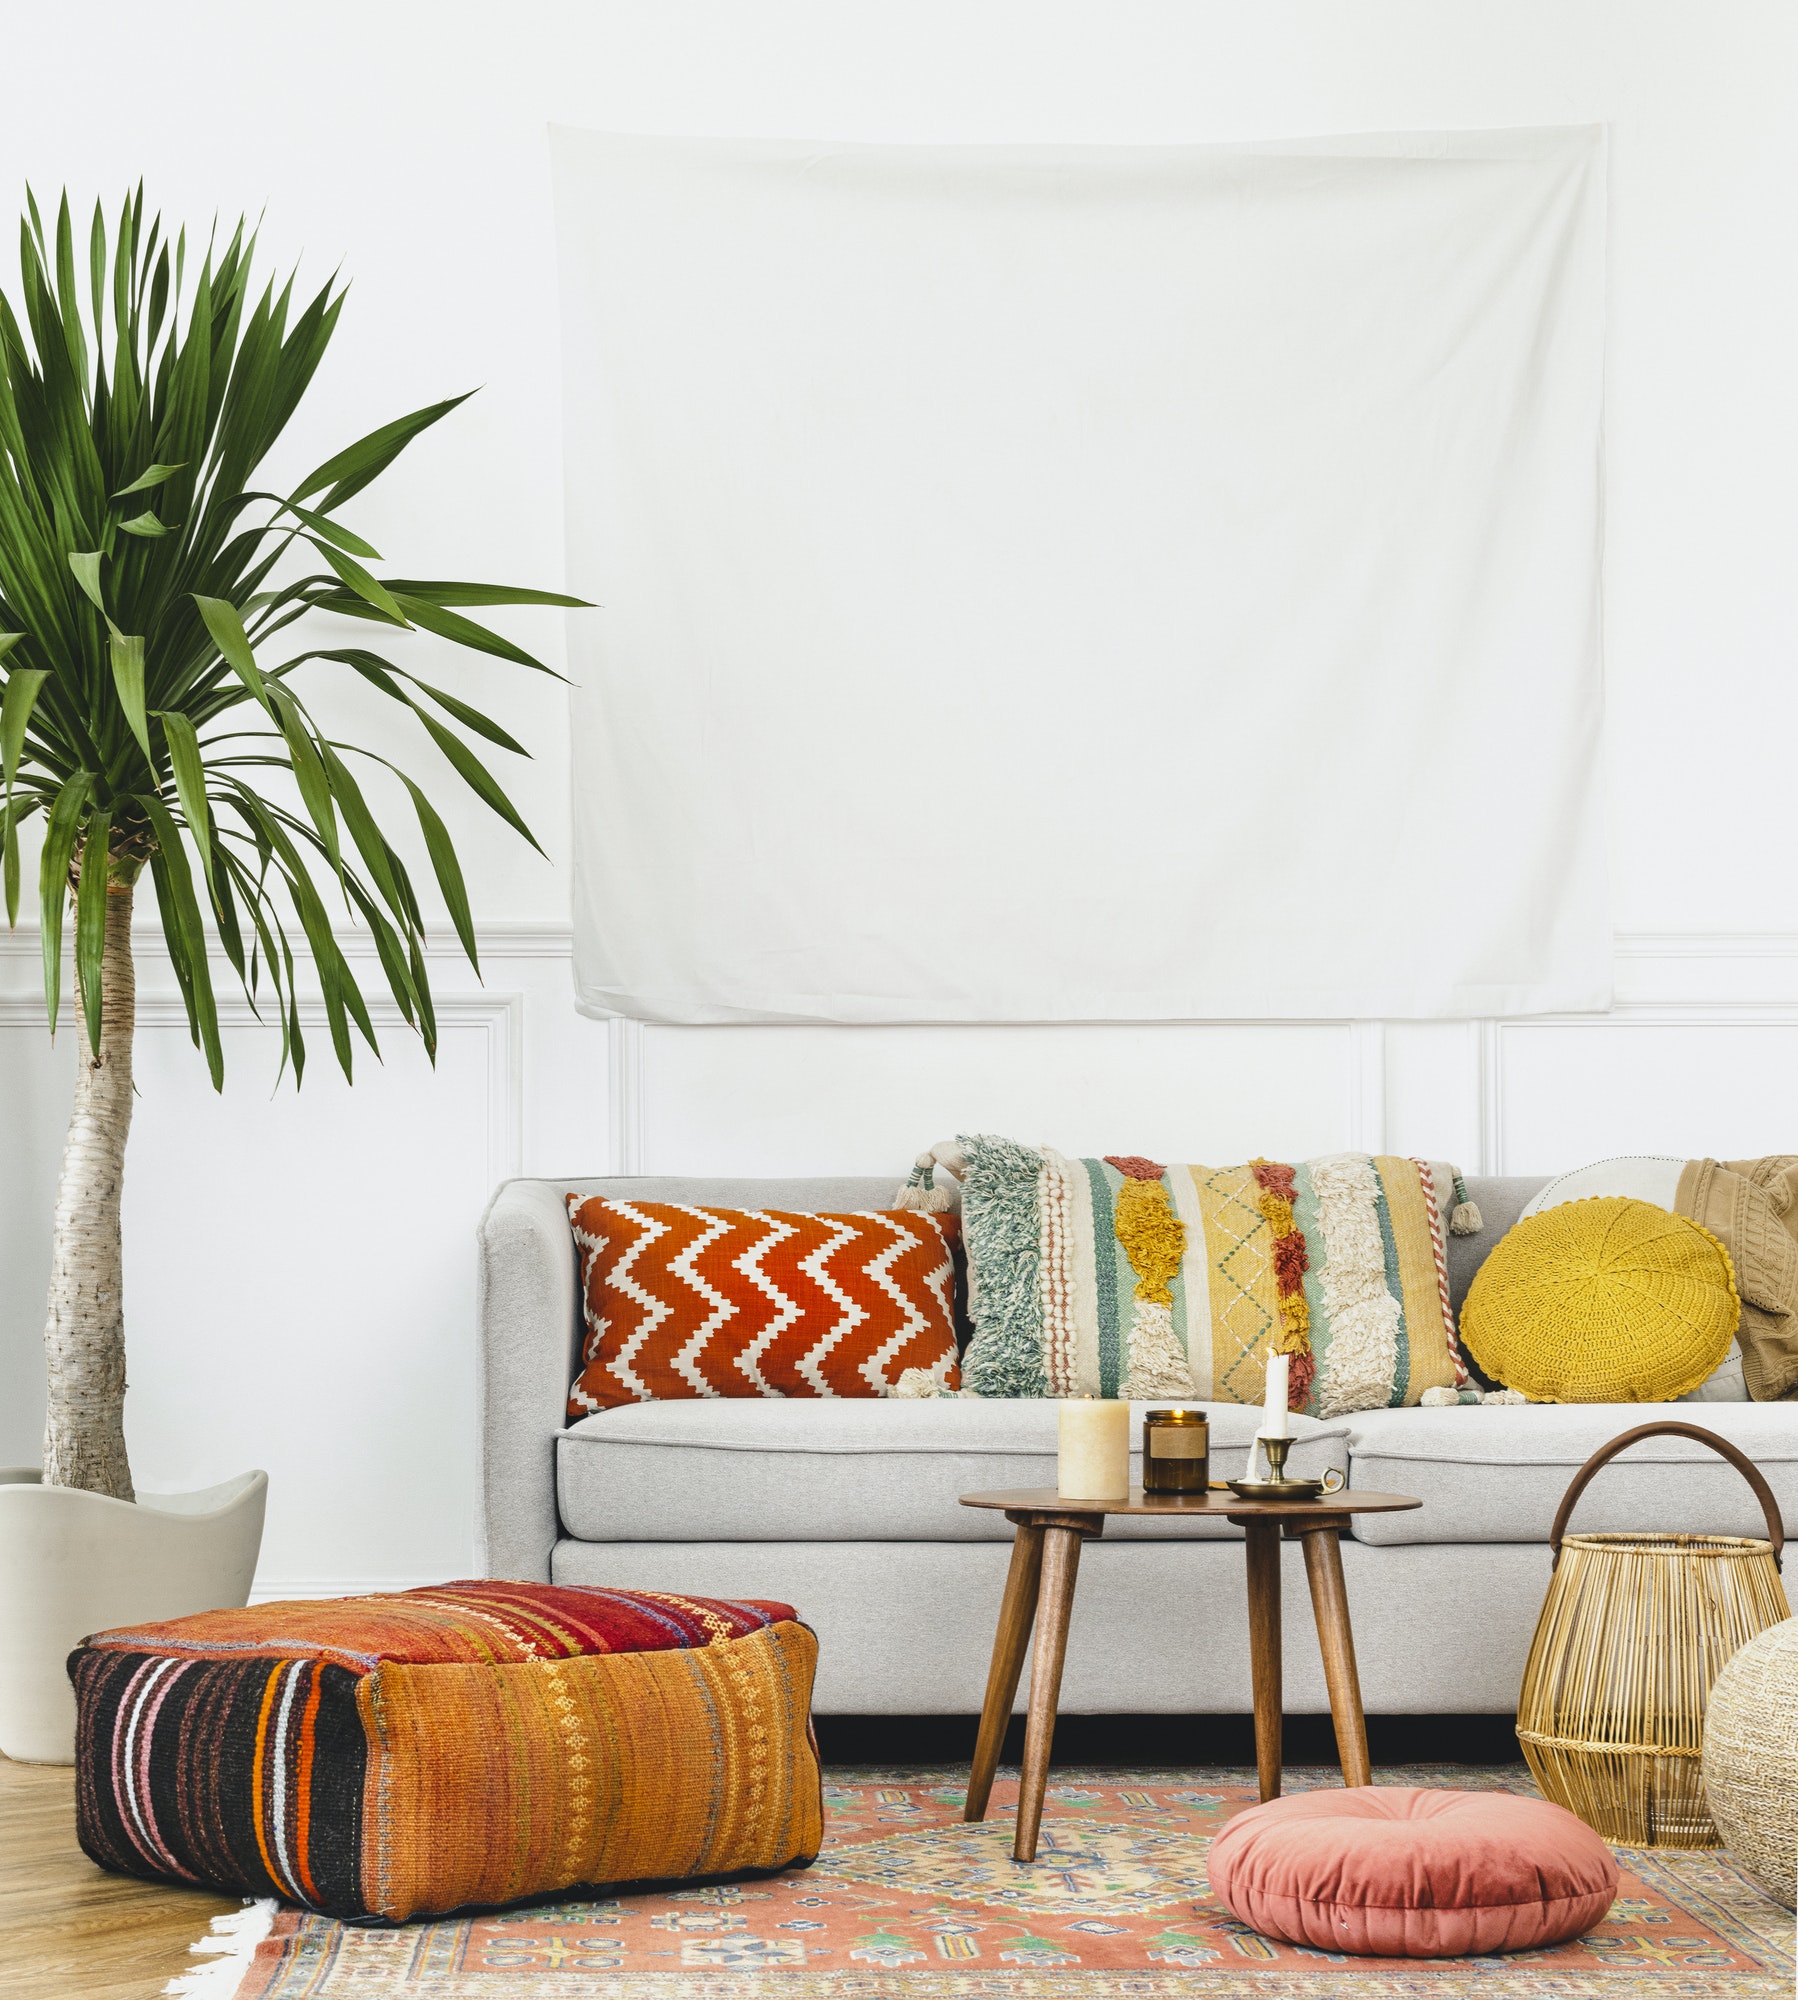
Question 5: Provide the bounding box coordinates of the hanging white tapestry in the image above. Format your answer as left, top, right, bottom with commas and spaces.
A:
553, 126, 1608, 1024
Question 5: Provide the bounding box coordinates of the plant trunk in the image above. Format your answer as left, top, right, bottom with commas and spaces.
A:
42, 876, 137, 1499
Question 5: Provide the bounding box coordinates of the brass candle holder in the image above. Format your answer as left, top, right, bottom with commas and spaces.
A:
1226, 1431, 1343, 1501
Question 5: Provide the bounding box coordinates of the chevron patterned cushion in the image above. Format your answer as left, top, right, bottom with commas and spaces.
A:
565, 1198, 962, 1414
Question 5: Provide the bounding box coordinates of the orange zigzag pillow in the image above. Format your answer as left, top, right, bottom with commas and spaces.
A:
566, 1197, 961, 1414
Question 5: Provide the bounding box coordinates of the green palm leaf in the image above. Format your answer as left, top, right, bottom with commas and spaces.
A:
0, 189, 586, 1085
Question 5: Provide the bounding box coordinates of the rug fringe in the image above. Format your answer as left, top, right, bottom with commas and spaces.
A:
165, 1899, 278, 1998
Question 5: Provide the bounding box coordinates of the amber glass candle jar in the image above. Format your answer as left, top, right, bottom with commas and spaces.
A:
1142, 1408, 1209, 1494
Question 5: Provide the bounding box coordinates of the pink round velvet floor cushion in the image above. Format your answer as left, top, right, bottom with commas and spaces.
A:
1207, 1788, 1618, 1958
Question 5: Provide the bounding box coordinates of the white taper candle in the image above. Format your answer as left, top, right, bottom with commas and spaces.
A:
1262, 1350, 1291, 1439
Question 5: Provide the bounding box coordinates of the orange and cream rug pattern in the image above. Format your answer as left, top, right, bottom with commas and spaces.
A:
187, 1767, 1794, 1999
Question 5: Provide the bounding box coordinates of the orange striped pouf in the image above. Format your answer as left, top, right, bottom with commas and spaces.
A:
69, 1581, 822, 1921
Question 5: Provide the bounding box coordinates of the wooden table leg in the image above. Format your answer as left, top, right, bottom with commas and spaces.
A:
1243, 1517, 1283, 1803
1014, 1524, 1083, 1863
965, 1521, 1046, 1822
1297, 1523, 1371, 1787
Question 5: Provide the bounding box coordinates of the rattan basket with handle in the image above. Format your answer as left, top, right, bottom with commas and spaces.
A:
1516, 1420, 1790, 1848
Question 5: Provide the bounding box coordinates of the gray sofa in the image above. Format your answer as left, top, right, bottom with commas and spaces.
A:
478, 1174, 1798, 1717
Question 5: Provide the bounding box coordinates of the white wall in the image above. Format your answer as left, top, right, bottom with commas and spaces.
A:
3, 2, 1796, 1592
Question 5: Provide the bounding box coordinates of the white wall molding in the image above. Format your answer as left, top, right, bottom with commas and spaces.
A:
1348, 1021, 1386, 1154
337, 923, 575, 964
1614, 932, 1798, 959
1576, 1001, 1798, 1022
609, 1017, 645, 1173
0, 920, 575, 964
1612, 936, 1798, 1009
1475, 1020, 1503, 1176
11, 922, 1798, 1030
1472, 1001, 1798, 1175
8, 917, 1798, 972
0, 990, 525, 1187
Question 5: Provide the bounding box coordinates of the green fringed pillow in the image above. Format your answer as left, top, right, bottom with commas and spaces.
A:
918, 1136, 1475, 1417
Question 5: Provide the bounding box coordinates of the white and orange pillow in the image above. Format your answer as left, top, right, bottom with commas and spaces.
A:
565, 1197, 961, 1416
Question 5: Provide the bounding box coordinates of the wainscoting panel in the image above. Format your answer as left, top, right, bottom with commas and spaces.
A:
1382, 1021, 1484, 1170
639, 1020, 1367, 1178
120, 1014, 496, 1588
1491, 1016, 1798, 1176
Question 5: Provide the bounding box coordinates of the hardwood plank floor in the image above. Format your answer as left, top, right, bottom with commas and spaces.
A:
0, 1754, 240, 2000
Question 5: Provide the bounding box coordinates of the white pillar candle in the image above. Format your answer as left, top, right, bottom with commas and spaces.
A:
1262, 1350, 1291, 1439
1058, 1398, 1131, 1500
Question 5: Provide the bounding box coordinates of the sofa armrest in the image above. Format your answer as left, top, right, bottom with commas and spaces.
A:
477, 1178, 581, 1581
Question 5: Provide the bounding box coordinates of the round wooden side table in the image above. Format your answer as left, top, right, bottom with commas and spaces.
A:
958, 1484, 1423, 1861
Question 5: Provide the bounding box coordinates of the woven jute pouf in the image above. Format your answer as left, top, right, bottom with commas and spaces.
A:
1701, 1616, 1798, 1909
69, 1581, 822, 1921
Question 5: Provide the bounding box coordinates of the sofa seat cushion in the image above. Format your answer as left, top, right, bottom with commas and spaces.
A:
557, 1400, 1350, 1542
1346, 1403, 1798, 1544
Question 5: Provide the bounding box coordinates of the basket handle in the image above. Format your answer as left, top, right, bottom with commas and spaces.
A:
1549, 1420, 1785, 1569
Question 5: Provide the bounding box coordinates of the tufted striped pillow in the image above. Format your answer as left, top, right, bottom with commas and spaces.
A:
949, 1137, 1471, 1417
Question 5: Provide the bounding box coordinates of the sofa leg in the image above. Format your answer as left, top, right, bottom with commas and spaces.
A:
965, 1522, 1045, 1823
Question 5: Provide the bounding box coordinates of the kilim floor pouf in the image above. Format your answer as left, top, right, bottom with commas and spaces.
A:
1208, 1787, 1620, 1956
68, 1581, 823, 1922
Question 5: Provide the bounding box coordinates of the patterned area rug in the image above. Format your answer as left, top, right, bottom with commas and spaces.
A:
202, 1767, 1795, 1998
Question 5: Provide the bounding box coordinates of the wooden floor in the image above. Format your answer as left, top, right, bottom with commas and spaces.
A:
0, 1754, 239, 2000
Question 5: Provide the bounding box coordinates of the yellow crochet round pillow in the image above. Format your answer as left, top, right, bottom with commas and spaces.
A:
1460, 1197, 1739, 1404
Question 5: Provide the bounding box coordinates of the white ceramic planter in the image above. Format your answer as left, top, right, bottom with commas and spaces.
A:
0, 1466, 267, 1763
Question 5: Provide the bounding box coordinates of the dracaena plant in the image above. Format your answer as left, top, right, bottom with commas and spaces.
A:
0, 189, 580, 1502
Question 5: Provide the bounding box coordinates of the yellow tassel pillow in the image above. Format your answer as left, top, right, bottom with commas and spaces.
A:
1460, 1196, 1740, 1403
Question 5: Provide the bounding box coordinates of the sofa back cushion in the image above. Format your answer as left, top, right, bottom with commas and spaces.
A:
1442, 1177, 1550, 1311
566, 1196, 961, 1414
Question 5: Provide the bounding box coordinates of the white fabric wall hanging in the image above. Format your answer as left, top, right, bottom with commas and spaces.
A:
553, 125, 1609, 1024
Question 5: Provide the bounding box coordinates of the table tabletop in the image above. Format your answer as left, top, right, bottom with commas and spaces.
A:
958, 1485, 1421, 1519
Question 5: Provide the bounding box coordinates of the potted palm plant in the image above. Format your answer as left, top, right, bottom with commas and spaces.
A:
0, 190, 580, 1760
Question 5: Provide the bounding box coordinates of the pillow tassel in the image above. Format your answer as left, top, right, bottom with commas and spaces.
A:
893, 1152, 952, 1213
890, 1366, 960, 1399
1450, 1173, 1484, 1236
